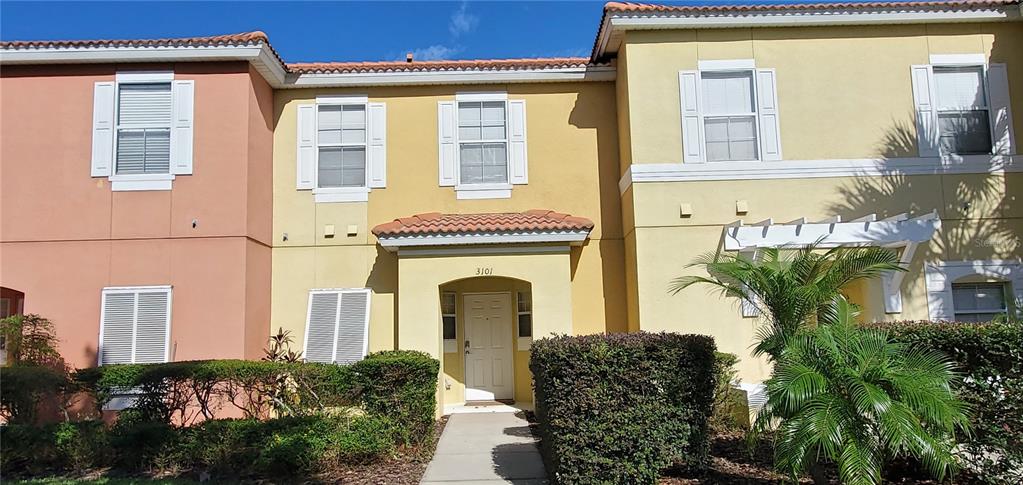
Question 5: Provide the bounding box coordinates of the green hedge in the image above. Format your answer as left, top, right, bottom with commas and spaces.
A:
868, 321, 1023, 483
530, 332, 717, 484
0, 365, 75, 424
2, 351, 439, 479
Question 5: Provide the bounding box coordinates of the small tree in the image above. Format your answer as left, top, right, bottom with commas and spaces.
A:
756, 297, 970, 485
670, 244, 903, 361
0, 313, 63, 367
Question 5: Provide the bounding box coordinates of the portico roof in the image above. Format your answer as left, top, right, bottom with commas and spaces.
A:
372, 210, 594, 250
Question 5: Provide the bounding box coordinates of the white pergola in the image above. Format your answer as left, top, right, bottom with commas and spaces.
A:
722, 211, 941, 314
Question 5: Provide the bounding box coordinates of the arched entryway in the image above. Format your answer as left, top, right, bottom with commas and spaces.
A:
438, 277, 532, 406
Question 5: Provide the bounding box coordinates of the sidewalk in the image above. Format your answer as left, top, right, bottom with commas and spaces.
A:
421, 411, 547, 484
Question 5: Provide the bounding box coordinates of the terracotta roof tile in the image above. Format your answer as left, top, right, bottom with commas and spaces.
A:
603, 0, 1018, 13
288, 57, 600, 74
372, 210, 595, 238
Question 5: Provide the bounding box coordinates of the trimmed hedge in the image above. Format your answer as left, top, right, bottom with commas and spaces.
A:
1, 350, 439, 479
868, 321, 1023, 483
0, 365, 75, 424
530, 332, 717, 484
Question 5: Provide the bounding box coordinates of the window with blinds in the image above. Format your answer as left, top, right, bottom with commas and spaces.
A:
457, 101, 508, 185
701, 71, 759, 162
303, 289, 371, 364
116, 83, 172, 175
933, 66, 992, 155
100, 287, 171, 365
317, 104, 367, 188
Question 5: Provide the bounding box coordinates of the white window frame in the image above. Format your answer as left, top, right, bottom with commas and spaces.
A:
516, 290, 533, 351
698, 61, 761, 163
97, 285, 173, 366
313, 95, 372, 203
109, 71, 176, 191
925, 260, 1023, 321
442, 291, 458, 354
929, 56, 995, 156
301, 288, 371, 364
455, 92, 512, 199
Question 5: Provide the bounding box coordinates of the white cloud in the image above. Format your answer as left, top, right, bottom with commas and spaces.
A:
448, 2, 479, 37
408, 44, 463, 61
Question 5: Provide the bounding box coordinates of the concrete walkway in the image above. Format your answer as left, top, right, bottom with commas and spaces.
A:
421, 411, 547, 484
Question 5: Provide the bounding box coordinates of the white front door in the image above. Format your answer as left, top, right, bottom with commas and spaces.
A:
464, 292, 514, 401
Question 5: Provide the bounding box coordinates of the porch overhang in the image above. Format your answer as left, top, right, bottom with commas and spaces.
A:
372, 209, 594, 252
723, 211, 941, 314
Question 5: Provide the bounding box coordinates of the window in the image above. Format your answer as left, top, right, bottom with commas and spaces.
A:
701, 71, 758, 162
99, 286, 171, 365
517, 291, 532, 350
317, 104, 367, 188
115, 83, 172, 175
441, 292, 457, 353
952, 282, 1007, 322
679, 62, 782, 163
458, 101, 508, 185
303, 289, 371, 364
934, 66, 992, 155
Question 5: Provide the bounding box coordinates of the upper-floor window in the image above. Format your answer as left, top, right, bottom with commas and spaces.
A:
679, 61, 782, 163
458, 101, 508, 185
295, 96, 386, 203
438, 93, 527, 199
116, 83, 173, 175
933, 66, 992, 155
317, 104, 367, 188
912, 56, 1015, 158
951, 282, 1007, 322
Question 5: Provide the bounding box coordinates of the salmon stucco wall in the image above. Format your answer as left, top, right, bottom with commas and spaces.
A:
0, 62, 274, 367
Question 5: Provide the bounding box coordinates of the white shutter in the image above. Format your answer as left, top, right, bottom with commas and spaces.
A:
170, 80, 195, 175
679, 71, 705, 163
987, 63, 1016, 155
925, 267, 955, 321
296, 104, 316, 190
911, 65, 939, 157
438, 101, 458, 186
335, 290, 370, 364
367, 102, 387, 188
508, 99, 528, 185
91, 82, 116, 177
304, 292, 339, 363
134, 291, 170, 363
755, 69, 783, 161
100, 292, 135, 365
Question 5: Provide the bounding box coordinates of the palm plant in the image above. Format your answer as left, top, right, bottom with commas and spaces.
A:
755, 297, 970, 485
669, 244, 903, 361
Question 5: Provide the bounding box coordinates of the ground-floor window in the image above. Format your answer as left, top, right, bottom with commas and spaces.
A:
303, 289, 371, 364
99, 286, 172, 365
952, 282, 1008, 322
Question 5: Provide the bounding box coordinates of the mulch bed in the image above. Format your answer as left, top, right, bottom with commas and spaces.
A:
321, 415, 450, 484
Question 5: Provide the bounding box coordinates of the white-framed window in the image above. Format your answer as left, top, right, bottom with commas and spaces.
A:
99, 286, 172, 365
438, 93, 527, 199
295, 96, 387, 202
303, 288, 371, 364
951, 282, 1008, 322
679, 61, 782, 163
517, 291, 533, 351
911, 56, 1015, 157
925, 260, 1023, 321
442, 292, 457, 354
91, 72, 194, 191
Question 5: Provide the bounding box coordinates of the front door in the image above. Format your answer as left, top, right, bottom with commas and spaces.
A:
464, 292, 514, 401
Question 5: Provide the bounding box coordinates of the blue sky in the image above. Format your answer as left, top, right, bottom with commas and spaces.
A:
1, 1, 891, 62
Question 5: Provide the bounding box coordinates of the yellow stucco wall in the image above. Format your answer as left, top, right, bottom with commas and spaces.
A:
269, 82, 626, 407
619, 23, 1023, 164
628, 172, 1022, 382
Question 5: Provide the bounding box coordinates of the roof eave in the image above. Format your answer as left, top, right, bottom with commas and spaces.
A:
592, 4, 1022, 61
375, 231, 592, 252
284, 66, 615, 88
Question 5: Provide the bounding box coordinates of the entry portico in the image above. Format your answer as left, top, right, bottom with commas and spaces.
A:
373, 210, 593, 411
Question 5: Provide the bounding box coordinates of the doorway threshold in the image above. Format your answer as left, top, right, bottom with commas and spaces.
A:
444, 401, 534, 415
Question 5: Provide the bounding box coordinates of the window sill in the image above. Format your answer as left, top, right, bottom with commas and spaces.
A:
455, 183, 512, 200
108, 174, 175, 192
313, 187, 370, 203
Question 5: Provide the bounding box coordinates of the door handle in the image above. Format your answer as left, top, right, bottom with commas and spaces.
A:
464, 340, 471, 354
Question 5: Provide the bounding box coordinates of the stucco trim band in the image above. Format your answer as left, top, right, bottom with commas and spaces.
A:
619, 155, 1021, 192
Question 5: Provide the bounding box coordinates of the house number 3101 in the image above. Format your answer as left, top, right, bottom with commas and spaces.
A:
476, 267, 494, 276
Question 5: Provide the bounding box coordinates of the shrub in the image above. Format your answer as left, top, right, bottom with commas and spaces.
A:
0, 314, 63, 366
0, 365, 75, 424
869, 320, 1023, 484
710, 352, 747, 431
0, 421, 109, 475
352, 350, 439, 445
530, 332, 716, 485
